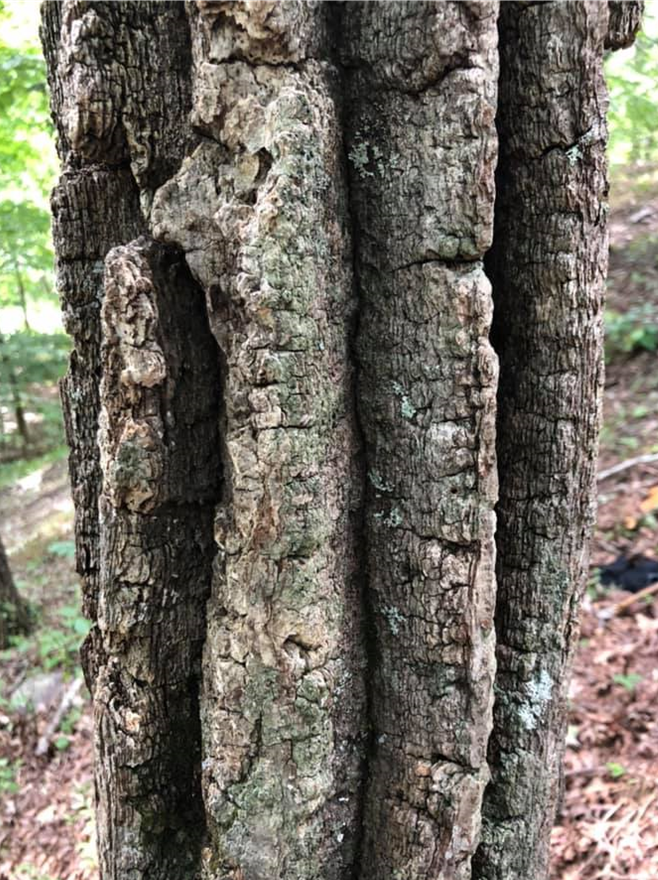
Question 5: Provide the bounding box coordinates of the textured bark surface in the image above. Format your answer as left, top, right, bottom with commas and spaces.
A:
151, 4, 367, 877
40, 1, 626, 878
341, 4, 499, 878
472, 4, 609, 880
0, 534, 30, 650
94, 239, 221, 878
41, 4, 217, 879
606, 0, 644, 49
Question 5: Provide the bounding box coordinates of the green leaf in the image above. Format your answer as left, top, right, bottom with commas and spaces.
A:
47, 540, 76, 560
612, 672, 643, 692
606, 761, 627, 779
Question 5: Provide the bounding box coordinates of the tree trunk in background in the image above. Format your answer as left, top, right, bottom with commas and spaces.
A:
0, 333, 31, 450
0, 534, 30, 650
40, 2, 639, 879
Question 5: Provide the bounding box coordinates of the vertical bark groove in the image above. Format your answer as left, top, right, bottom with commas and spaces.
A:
96, 238, 221, 879
473, 4, 609, 879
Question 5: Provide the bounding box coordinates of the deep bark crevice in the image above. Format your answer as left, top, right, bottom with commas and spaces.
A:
95, 238, 222, 879
330, 14, 379, 877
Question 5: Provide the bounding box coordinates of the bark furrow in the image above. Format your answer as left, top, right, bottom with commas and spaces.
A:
96, 239, 221, 878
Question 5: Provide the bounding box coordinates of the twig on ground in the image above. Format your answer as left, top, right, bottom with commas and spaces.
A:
35, 676, 82, 757
597, 453, 658, 482
614, 580, 658, 617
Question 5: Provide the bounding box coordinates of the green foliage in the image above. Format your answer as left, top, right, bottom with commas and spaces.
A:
605, 304, 658, 361
46, 539, 76, 560
606, 9, 658, 167
0, 199, 54, 320
0, 444, 67, 489
0, 3, 64, 467
0, 3, 57, 327
1, 603, 90, 675
0, 329, 69, 454
0, 756, 20, 793
606, 761, 627, 780
612, 672, 643, 693
60, 704, 83, 736
0, 330, 68, 385
0, 25, 53, 184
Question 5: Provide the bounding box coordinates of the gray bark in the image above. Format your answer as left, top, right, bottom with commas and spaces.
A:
473, 4, 609, 879
606, 0, 644, 49
152, 5, 368, 876
40, 2, 630, 879
341, 5, 499, 877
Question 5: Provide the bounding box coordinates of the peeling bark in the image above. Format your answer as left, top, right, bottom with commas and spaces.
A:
472, 4, 609, 879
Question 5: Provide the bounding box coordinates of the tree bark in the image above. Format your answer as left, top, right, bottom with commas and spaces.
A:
341, 5, 499, 877
0, 534, 30, 650
151, 6, 368, 876
472, 4, 609, 879
606, 0, 644, 49
40, 2, 631, 879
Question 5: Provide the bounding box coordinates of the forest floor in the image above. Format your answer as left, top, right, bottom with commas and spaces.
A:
1, 183, 658, 879
551, 176, 658, 880
0, 455, 95, 880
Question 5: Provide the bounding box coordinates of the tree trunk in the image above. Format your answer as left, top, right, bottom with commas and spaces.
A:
40, 2, 638, 879
0, 534, 30, 650
0, 333, 30, 450
607, 0, 644, 48
13, 259, 31, 333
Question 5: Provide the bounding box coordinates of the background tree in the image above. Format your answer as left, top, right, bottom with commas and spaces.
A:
0, 533, 30, 650
40, 2, 641, 880
0, 0, 66, 460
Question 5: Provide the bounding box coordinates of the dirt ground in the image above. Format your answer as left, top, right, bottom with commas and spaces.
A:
0, 459, 95, 880
1, 191, 658, 879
